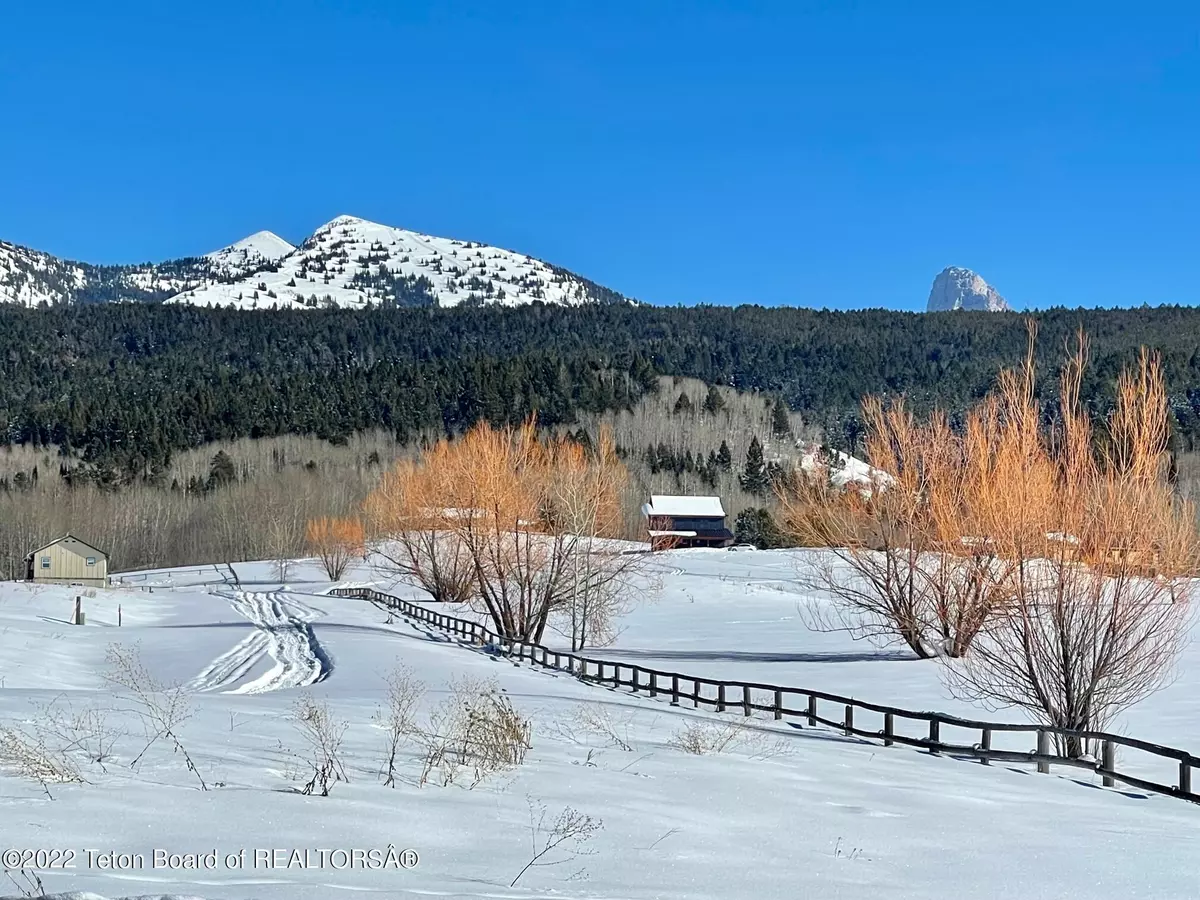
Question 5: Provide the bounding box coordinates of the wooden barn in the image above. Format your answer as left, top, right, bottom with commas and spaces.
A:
642, 495, 734, 550
24, 534, 109, 589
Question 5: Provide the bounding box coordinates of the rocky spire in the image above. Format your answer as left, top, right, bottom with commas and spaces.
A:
927, 266, 1010, 312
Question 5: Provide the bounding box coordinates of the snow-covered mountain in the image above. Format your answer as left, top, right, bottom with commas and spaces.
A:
926, 266, 1010, 312
203, 230, 295, 277
0, 215, 632, 309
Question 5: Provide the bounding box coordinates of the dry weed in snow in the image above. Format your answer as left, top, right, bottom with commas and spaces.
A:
510, 797, 603, 888
374, 664, 426, 787
668, 717, 791, 759
292, 695, 350, 796
416, 676, 531, 788
104, 643, 206, 790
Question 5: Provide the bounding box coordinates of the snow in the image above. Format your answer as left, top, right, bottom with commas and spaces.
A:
2, 551, 1200, 899
204, 232, 295, 276
799, 445, 894, 491
165, 215, 618, 310
1, 217, 626, 310
643, 495, 726, 518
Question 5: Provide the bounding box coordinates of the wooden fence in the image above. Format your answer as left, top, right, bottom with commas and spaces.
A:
331, 586, 1200, 806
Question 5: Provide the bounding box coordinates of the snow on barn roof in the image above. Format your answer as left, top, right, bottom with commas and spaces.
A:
642, 495, 726, 518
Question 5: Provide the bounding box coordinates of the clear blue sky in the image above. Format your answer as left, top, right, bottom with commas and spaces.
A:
2, 1, 1197, 310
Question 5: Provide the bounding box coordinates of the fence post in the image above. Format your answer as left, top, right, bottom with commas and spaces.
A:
883, 712, 894, 747
928, 718, 941, 755
1036, 729, 1050, 774
1180, 759, 1193, 796
649, 672, 657, 698
717, 684, 726, 712
807, 694, 817, 726
693, 680, 700, 709
980, 728, 991, 765
631, 667, 639, 693
743, 686, 752, 717
773, 688, 783, 721
1102, 740, 1115, 787
844, 704, 854, 736
671, 674, 680, 706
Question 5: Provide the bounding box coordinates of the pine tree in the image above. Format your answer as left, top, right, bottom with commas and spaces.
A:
771, 397, 791, 439
740, 436, 769, 495
703, 384, 725, 414
716, 440, 733, 472
207, 450, 237, 490
734, 507, 783, 549
673, 392, 693, 414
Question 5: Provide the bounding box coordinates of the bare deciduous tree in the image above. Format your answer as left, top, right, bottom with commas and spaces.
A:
365, 421, 648, 645
306, 516, 365, 580
363, 454, 476, 604
945, 334, 1198, 754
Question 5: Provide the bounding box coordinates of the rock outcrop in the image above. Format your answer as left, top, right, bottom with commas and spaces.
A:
927, 266, 1010, 312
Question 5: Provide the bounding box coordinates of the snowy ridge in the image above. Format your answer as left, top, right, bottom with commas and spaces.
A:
0, 215, 632, 309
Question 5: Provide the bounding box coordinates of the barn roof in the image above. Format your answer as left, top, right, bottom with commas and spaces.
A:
23, 533, 107, 561
642, 495, 726, 518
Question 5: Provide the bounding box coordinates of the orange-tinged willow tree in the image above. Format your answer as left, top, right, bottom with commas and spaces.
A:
364, 420, 646, 647
306, 516, 365, 580
784, 324, 1198, 750
947, 333, 1198, 753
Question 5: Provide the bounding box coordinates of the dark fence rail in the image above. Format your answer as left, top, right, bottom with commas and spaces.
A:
331, 586, 1200, 806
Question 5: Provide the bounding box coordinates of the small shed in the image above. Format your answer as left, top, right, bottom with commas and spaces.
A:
24, 534, 109, 588
641, 495, 734, 551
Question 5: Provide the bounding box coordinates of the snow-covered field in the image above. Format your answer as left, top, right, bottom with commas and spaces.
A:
1, 550, 1199, 900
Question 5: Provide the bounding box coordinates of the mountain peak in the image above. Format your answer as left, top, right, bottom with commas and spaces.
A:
0, 215, 632, 309
927, 266, 1010, 312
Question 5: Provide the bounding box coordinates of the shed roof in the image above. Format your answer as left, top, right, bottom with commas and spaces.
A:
23, 533, 107, 561
642, 495, 726, 518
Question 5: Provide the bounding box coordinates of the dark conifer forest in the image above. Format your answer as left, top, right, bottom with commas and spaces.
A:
4, 302, 1200, 485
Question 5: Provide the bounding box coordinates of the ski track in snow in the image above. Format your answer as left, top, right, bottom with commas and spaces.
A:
190, 591, 331, 694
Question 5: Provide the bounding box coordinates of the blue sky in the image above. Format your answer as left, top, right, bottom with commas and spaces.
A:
1, 1, 1197, 310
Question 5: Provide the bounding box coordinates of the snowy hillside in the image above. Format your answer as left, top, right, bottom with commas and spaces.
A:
799, 443, 894, 490
203, 230, 295, 277
2, 551, 1200, 899
0, 216, 632, 309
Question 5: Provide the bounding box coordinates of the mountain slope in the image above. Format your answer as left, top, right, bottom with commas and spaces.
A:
0, 216, 631, 309
204, 230, 295, 276
169, 215, 626, 309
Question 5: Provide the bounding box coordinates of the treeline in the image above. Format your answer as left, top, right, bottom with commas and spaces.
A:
5, 303, 1200, 482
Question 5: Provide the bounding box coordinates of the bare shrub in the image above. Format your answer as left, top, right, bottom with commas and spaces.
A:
374, 666, 426, 787
38, 696, 124, 770
105, 643, 205, 790
2, 864, 46, 898
667, 717, 790, 759
292, 695, 349, 796
510, 798, 603, 888
566, 704, 637, 752
0, 723, 82, 791
416, 677, 531, 788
